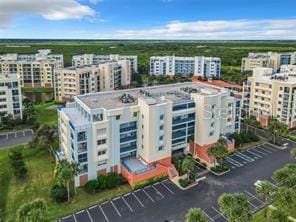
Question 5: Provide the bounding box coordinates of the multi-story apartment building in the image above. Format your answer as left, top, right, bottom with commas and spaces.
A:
241, 51, 296, 72
72, 54, 138, 74
55, 60, 131, 102
149, 56, 221, 78
0, 49, 63, 88
58, 82, 240, 187
0, 74, 22, 120
280, 64, 296, 74
243, 67, 296, 128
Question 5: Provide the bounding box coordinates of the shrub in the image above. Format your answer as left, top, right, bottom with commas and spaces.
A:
133, 174, 168, 189
8, 147, 28, 179
84, 180, 100, 194
14, 165, 28, 179
211, 164, 229, 173
50, 184, 68, 203
179, 178, 191, 188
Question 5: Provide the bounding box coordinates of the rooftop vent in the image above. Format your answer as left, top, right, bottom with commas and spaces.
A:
180, 87, 198, 93
119, 93, 136, 103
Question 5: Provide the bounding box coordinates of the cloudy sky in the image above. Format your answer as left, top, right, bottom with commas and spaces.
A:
0, 0, 295, 39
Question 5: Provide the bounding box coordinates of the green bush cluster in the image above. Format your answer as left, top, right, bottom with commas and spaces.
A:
172, 154, 186, 175
84, 173, 127, 194
230, 132, 259, 147
133, 174, 168, 190
210, 164, 230, 173
50, 184, 69, 203
179, 178, 191, 188
8, 146, 28, 179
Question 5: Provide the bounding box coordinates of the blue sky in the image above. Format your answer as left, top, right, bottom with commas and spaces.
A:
0, 0, 295, 39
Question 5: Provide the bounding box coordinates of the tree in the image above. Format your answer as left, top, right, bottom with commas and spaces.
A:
270, 208, 288, 222
54, 159, 80, 202
266, 118, 288, 145
185, 208, 208, 222
255, 180, 276, 218
181, 156, 195, 180
207, 138, 228, 167
290, 148, 296, 159
16, 198, 47, 222
276, 187, 296, 210
273, 163, 296, 188
29, 124, 58, 156
218, 193, 251, 222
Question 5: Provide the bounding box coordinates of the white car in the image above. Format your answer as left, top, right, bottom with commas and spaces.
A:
254, 180, 263, 188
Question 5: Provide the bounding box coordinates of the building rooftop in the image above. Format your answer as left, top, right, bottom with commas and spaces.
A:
76, 82, 226, 110
63, 107, 90, 130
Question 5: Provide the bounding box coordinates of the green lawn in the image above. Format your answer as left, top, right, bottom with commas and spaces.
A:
0, 147, 131, 222
34, 101, 58, 126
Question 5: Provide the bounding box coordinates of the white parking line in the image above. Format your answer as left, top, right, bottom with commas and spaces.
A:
76, 209, 85, 214
98, 204, 109, 222
143, 188, 155, 202
252, 147, 268, 155
226, 156, 243, 167
62, 215, 72, 220
246, 149, 262, 158
244, 190, 265, 205
86, 208, 94, 222
235, 152, 255, 162
212, 206, 228, 220
122, 196, 133, 212
232, 153, 250, 163
203, 210, 215, 222
152, 184, 164, 198
161, 181, 175, 195
111, 200, 122, 217
263, 144, 278, 152
132, 192, 145, 207
256, 146, 273, 154
73, 214, 78, 222
89, 205, 97, 210
248, 200, 257, 209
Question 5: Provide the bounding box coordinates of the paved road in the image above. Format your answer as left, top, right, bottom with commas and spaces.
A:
61, 139, 296, 222
0, 129, 33, 148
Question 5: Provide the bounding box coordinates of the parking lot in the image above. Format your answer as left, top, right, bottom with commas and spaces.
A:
60, 179, 179, 222
225, 143, 281, 170
0, 129, 33, 148
60, 138, 295, 222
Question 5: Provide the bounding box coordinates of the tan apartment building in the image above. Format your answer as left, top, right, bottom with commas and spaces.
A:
0, 49, 63, 88
55, 60, 131, 102
243, 67, 296, 128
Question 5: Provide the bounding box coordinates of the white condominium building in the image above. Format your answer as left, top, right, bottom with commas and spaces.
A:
58, 82, 240, 187
241, 51, 296, 72
243, 67, 296, 128
280, 65, 296, 74
0, 74, 22, 120
149, 56, 221, 78
72, 54, 138, 74
55, 60, 131, 102
0, 49, 63, 88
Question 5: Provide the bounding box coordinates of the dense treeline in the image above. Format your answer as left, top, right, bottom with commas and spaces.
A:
1, 40, 296, 74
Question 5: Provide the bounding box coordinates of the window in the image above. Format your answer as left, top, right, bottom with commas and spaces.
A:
97, 139, 106, 145
160, 125, 164, 130
158, 146, 163, 151
98, 150, 106, 156
116, 115, 121, 120
133, 112, 137, 117
159, 136, 163, 140
160, 114, 164, 120
97, 160, 107, 166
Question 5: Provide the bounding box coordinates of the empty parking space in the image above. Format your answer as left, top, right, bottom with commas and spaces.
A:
225, 156, 243, 168
112, 197, 133, 215
134, 189, 155, 205
101, 201, 121, 221
243, 149, 262, 159
88, 205, 107, 222
74, 210, 92, 222
204, 207, 227, 222
244, 190, 265, 212
261, 144, 278, 152
153, 182, 174, 197
144, 185, 164, 201
254, 145, 273, 154
123, 192, 144, 210
161, 179, 179, 194
233, 152, 254, 162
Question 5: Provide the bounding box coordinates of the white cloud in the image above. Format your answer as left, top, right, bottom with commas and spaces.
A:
0, 0, 95, 27
99, 19, 296, 40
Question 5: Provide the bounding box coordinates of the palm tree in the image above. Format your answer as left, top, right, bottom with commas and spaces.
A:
208, 138, 228, 167
54, 159, 80, 202
270, 208, 288, 222
255, 180, 276, 219
181, 156, 195, 180
71, 161, 80, 196
16, 198, 47, 222
266, 118, 288, 145
185, 208, 208, 222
